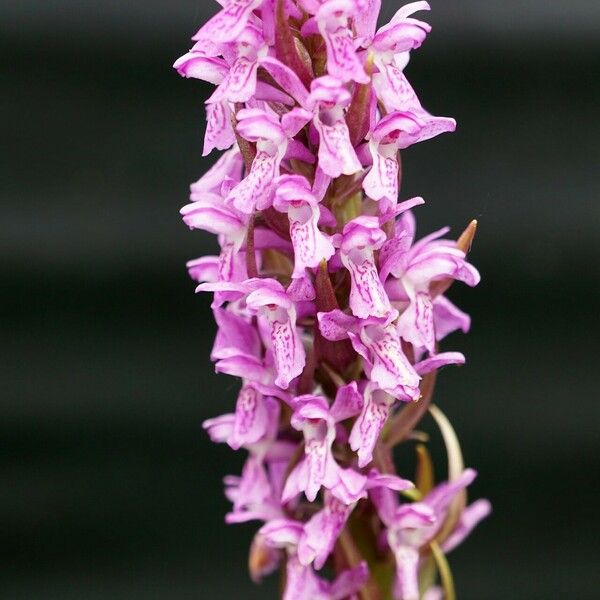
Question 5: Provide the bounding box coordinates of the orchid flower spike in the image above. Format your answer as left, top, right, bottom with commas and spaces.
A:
175, 2, 490, 598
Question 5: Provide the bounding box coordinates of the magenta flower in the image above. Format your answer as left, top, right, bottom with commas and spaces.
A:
381, 218, 480, 354
307, 76, 362, 178
226, 108, 313, 214
318, 310, 421, 400
363, 111, 455, 209
224, 454, 285, 523
245, 279, 307, 389
339, 216, 398, 320
383, 470, 490, 600
273, 174, 335, 279
348, 383, 395, 467
282, 394, 344, 502
259, 518, 369, 600
298, 492, 355, 568
309, 0, 370, 84
175, 2, 490, 597
192, 0, 265, 44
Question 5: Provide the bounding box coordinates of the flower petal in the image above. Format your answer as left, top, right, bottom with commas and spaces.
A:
349, 386, 395, 467
192, 0, 265, 43
204, 101, 236, 156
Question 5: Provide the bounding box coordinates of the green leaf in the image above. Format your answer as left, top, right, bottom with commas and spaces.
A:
418, 556, 438, 597
429, 541, 456, 600
428, 404, 467, 545
428, 404, 464, 486
415, 443, 435, 496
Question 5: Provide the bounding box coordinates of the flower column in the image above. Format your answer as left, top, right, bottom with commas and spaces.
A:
174, 1, 490, 598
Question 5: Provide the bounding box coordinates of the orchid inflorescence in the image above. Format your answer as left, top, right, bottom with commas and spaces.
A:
174, 1, 490, 598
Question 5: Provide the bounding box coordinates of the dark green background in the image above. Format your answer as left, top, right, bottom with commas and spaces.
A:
2, 1, 599, 598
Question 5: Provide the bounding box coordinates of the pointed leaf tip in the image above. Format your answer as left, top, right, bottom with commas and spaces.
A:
429, 219, 478, 298
456, 219, 478, 254
415, 443, 435, 496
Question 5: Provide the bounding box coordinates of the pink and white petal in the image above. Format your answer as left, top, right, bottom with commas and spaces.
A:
369, 484, 398, 528
305, 440, 339, 501
281, 107, 314, 138
195, 279, 249, 296
311, 166, 332, 201
397, 289, 435, 353
433, 295, 471, 340
209, 56, 259, 103
363, 141, 399, 204
186, 256, 219, 283
396, 113, 456, 150
229, 385, 270, 449
236, 108, 285, 142
342, 249, 397, 320
330, 467, 368, 505
372, 18, 430, 54
283, 556, 323, 600
299, 495, 354, 569
355, 0, 381, 39
442, 498, 492, 553
314, 114, 362, 178
227, 149, 281, 213
291, 395, 331, 423
259, 518, 304, 548
270, 315, 306, 389
204, 101, 236, 156
287, 274, 316, 302
215, 355, 271, 385
317, 309, 361, 341
318, 17, 369, 84
349, 387, 394, 467
202, 413, 235, 444
217, 241, 247, 283
390, 1, 431, 23
414, 351, 466, 376
329, 561, 370, 600
180, 201, 244, 236
192, 0, 264, 43
259, 56, 311, 107
190, 147, 243, 197
289, 204, 336, 277
212, 307, 260, 360
424, 468, 477, 515
255, 80, 295, 105
366, 470, 414, 492
387, 196, 426, 221
173, 53, 228, 83
330, 381, 363, 422
281, 460, 308, 503
408, 249, 480, 288
361, 325, 421, 401
246, 280, 291, 309
373, 66, 422, 113
392, 545, 421, 600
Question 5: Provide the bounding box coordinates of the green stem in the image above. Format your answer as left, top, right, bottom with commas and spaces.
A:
429, 541, 456, 600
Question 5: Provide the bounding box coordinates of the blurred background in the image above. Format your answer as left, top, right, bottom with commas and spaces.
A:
2, 1, 599, 598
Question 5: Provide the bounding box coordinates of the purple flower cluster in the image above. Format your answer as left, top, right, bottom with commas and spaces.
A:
175, 1, 490, 598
